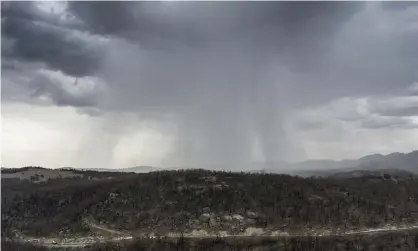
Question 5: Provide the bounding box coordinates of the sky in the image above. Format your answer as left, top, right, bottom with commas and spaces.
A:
1, 1, 418, 169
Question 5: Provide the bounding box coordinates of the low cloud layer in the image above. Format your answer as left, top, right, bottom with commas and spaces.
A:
2, 2, 418, 168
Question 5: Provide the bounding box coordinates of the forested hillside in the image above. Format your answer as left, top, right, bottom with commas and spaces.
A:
3, 169, 418, 239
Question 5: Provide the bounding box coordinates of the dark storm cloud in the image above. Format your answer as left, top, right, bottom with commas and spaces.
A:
75, 1, 365, 164
66, 1, 250, 48
66, 2, 158, 39
66, 1, 363, 62
1, 2, 104, 77
248, 2, 364, 72
2, 2, 418, 165
1, 1, 84, 30
2, 1, 366, 84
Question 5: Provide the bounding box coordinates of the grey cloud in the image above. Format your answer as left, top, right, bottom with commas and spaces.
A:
1, 61, 17, 71
292, 91, 418, 133
28, 73, 101, 108
1, 60, 45, 103
371, 97, 418, 117
380, 2, 418, 10
361, 116, 416, 130
374, 106, 418, 117
76, 107, 104, 117
408, 83, 418, 96
295, 120, 326, 131
380, 106, 418, 117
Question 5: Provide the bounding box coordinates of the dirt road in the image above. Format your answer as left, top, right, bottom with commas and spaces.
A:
84, 219, 130, 236
13, 223, 418, 248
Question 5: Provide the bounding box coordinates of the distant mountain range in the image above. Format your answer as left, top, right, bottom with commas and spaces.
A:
83, 150, 417, 177
251, 150, 418, 177
80, 166, 162, 173
2, 150, 417, 177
